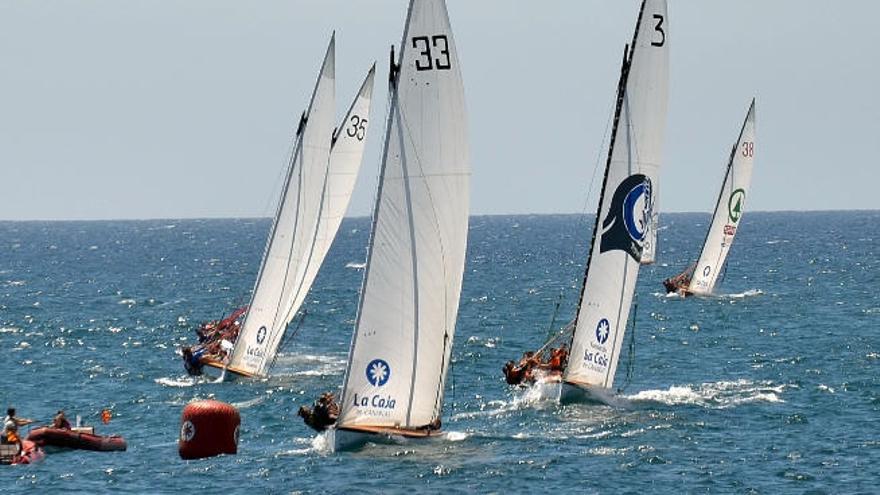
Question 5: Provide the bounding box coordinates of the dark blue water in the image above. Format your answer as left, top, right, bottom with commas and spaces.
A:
1, 212, 878, 493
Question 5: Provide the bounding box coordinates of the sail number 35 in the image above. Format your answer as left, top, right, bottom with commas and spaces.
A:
741, 141, 754, 157
412, 35, 451, 71
346, 115, 368, 141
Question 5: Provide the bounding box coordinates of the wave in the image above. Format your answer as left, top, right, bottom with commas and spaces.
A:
345, 262, 366, 270
154, 376, 200, 388
624, 379, 785, 409
449, 381, 559, 421
231, 396, 267, 409
720, 289, 763, 299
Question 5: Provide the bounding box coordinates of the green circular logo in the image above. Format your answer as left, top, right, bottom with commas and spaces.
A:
728, 188, 746, 223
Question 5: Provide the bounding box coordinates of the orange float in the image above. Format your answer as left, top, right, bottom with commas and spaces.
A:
178, 400, 240, 460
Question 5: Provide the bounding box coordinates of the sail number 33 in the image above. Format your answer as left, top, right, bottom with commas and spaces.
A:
413, 35, 451, 71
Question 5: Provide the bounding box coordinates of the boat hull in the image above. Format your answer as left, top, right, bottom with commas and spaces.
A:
200, 359, 259, 381
26, 427, 127, 452
560, 381, 620, 406
329, 425, 444, 452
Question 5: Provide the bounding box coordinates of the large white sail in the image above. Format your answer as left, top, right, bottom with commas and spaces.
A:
338, 0, 469, 430
227, 36, 338, 377
564, 0, 668, 389
687, 100, 756, 295
633, 0, 669, 265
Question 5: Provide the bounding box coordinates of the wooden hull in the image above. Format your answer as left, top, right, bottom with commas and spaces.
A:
201, 358, 260, 380
330, 425, 444, 452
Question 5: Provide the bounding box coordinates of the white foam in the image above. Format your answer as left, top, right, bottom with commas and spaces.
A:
345, 262, 366, 270
624, 379, 785, 409
445, 431, 468, 442
154, 376, 198, 388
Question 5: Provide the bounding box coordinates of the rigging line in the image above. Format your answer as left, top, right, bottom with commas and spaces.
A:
270, 309, 308, 371
262, 142, 308, 373
617, 294, 638, 394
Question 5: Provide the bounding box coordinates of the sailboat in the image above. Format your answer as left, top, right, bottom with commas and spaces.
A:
663, 100, 756, 296
193, 36, 377, 379
554, 0, 669, 403
327, 0, 469, 451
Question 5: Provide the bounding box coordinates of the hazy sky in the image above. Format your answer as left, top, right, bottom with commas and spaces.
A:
1, 1, 877, 220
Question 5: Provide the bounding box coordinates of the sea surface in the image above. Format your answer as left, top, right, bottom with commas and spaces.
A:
0, 211, 878, 494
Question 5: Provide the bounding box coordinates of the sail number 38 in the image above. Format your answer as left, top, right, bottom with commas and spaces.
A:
412, 35, 451, 71
742, 141, 754, 157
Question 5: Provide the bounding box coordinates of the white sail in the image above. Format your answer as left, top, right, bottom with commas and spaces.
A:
564, 0, 668, 389
687, 100, 756, 295
634, 0, 669, 265
338, 0, 469, 429
227, 36, 337, 377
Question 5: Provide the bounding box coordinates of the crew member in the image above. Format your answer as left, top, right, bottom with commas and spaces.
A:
298, 392, 339, 432
2, 407, 33, 451
182, 346, 205, 376
52, 410, 71, 430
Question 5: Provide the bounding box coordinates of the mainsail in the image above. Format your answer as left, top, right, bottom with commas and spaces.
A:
564, 0, 668, 389
337, 0, 469, 430
686, 100, 756, 295
226, 37, 373, 378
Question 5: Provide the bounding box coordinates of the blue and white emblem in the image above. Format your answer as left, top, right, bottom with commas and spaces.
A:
595, 318, 610, 345
600, 174, 653, 261
256, 325, 267, 344
366, 359, 391, 387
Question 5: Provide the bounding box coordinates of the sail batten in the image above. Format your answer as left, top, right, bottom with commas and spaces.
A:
564, 0, 668, 389
338, 0, 469, 430
687, 100, 756, 295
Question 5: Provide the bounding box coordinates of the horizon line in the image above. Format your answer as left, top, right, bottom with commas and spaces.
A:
0, 208, 877, 223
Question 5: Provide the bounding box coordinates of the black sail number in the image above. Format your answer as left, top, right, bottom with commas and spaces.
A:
346, 115, 368, 141
651, 14, 665, 47
412, 35, 452, 71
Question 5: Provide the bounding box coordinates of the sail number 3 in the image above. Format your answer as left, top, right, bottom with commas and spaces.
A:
347, 115, 368, 141
412, 35, 451, 71
651, 15, 665, 47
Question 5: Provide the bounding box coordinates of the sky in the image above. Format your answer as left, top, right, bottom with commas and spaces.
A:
1, 0, 877, 221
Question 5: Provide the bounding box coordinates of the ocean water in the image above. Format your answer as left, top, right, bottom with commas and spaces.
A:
0, 211, 878, 493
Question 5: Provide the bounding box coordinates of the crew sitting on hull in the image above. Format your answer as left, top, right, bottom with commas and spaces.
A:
182, 346, 205, 376
663, 263, 696, 294
181, 307, 247, 374
502, 345, 569, 386
299, 392, 340, 432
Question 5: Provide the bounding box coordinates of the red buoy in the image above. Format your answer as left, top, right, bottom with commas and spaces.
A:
178, 400, 240, 460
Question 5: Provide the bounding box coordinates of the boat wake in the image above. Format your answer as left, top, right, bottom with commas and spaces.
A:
720, 289, 763, 299
623, 379, 785, 409
449, 381, 560, 422
154, 375, 223, 388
